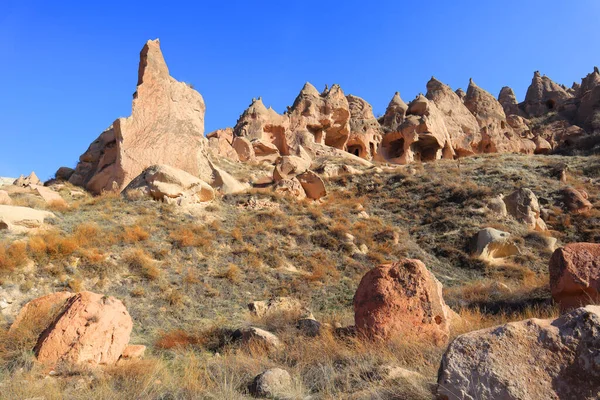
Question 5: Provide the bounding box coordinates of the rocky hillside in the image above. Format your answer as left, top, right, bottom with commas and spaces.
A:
0, 39, 599, 400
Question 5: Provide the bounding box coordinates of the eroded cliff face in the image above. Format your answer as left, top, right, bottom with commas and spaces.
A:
66, 40, 600, 195
69, 39, 211, 194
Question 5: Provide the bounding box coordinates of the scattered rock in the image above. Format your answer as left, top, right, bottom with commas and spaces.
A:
503, 188, 547, 231
206, 128, 239, 162
274, 178, 306, 199
487, 194, 507, 216
560, 187, 593, 214
0, 205, 56, 234
232, 327, 281, 349
11, 291, 133, 368
273, 156, 311, 182
438, 305, 600, 400
296, 170, 326, 200
248, 297, 313, 319
550, 243, 600, 311
33, 185, 68, 208
472, 228, 519, 260
209, 162, 248, 194
249, 368, 292, 398
296, 318, 321, 337
232, 136, 255, 162
353, 259, 455, 344
123, 164, 214, 205
251, 139, 281, 164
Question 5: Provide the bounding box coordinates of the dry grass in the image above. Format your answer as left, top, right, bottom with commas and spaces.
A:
122, 248, 161, 280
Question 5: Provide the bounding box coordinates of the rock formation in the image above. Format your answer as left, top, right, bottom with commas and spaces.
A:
353, 259, 455, 344
123, 164, 214, 205
11, 291, 135, 368
549, 243, 600, 311
575, 67, 600, 131
472, 228, 519, 261
438, 305, 600, 400
426, 77, 481, 157
464, 79, 528, 154
0, 205, 56, 234
13, 172, 41, 187
206, 128, 239, 161
346, 94, 383, 160
503, 188, 547, 231
380, 94, 453, 164
68, 39, 211, 194
288, 83, 351, 151
498, 86, 521, 116
524, 71, 572, 117
233, 98, 290, 156
559, 187, 592, 213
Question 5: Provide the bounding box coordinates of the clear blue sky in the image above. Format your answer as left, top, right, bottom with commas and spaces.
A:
1, 0, 599, 180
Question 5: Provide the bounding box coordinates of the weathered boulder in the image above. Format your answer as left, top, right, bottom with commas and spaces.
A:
437, 305, 600, 400
0, 205, 56, 234
69, 39, 212, 194
120, 344, 146, 360
206, 128, 239, 162
0, 190, 12, 205
346, 94, 383, 160
248, 297, 313, 319
9, 292, 74, 336
11, 291, 134, 368
533, 135, 552, 154
208, 162, 248, 195
123, 164, 214, 205
251, 138, 281, 164
249, 368, 292, 398
503, 188, 547, 231
274, 178, 306, 199
487, 194, 507, 216
353, 260, 455, 344
426, 77, 481, 157
232, 327, 281, 349
33, 185, 67, 208
524, 71, 572, 117
296, 170, 326, 200
273, 156, 311, 182
13, 172, 41, 187
550, 243, 600, 311
472, 228, 519, 260
560, 187, 593, 214
231, 136, 255, 162
296, 318, 321, 337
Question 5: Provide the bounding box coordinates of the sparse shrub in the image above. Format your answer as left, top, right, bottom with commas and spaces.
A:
122, 225, 150, 243
122, 248, 160, 280
217, 264, 242, 283
0, 241, 28, 273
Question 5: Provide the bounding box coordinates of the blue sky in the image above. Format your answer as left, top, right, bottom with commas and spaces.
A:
1, 0, 599, 180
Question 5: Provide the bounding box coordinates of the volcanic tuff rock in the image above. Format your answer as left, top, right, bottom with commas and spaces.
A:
206, 128, 239, 162
0, 205, 56, 234
464, 79, 528, 154
353, 259, 455, 345
11, 291, 134, 368
346, 94, 383, 160
503, 188, 547, 231
498, 86, 521, 116
559, 186, 593, 213
426, 77, 481, 157
472, 227, 519, 260
549, 243, 600, 311
437, 305, 600, 400
381, 92, 408, 133
233, 98, 290, 155
123, 164, 214, 205
524, 71, 573, 117
13, 172, 41, 187
69, 39, 211, 194
576, 67, 600, 131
